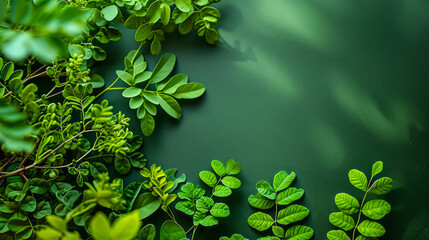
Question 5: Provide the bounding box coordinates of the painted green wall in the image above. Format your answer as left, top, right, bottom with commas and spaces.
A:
101, 0, 429, 239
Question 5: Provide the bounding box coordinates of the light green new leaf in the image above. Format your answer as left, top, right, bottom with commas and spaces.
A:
130, 95, 144, 109
211, 160, 227, 177
276, 187, 304, 205
142, 91, 159, 105
157, 94, 182, 119
101, 5, 119, 21
368, 177, 393, 195
329, 212, 355, 231
160, 220, 186, 240
117, 70, 134, 86
160, 3, 170, 25
135, 23, 153, 41
110, 211, 142, 240
210, 203, 230, 217
327, 230, 351, 240
150, 53, 176, 84
135, 71, 152, 84
219, 234, 249, 240
221, 176, 241, 189
138, 224, 156, 240
123, 87, 141, 98
357, 220, 386, 238
195, 196, 214, 213
348, 169, 368, 191
213, 185, 232, 197
247, 212, 275, 231
159, 74, 188, 94
248, 193, 274, 210
273, 171, 296, 192
272, 226, 284, 238
174, 0, 192, 12
225, 159, 241, 175
355, 235, 375, 240
362, 199, 391, 220
277, 204, 309, 225
334, 193, 360, 215
140, 111, 155, 137
284, 225, 314, 240
90, 212, 110, 240
200, 215, 218, 227
256, 181, 276, 200
199, 171, 217, 187
371, 161, 383, 178
68, 44, 85, 57
172, 83, 205, 99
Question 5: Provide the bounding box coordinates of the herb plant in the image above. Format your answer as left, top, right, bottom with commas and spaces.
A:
327, 161, 394, 240
247, 171, 314, 240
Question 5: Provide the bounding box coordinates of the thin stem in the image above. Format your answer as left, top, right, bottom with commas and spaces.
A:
186, 225, 195, 234
33, 148, 94, 169
0, 155, 17, 171
22, 71, 47, 84
352, 176, 374, 240
95, 41, 145, 99
191, 225, 198, 240
274, 192, 278, 226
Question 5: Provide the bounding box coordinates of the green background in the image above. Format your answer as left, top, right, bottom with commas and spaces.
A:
101, 0, 429, 239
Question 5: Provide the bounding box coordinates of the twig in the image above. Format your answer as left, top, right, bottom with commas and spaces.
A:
22, 71, 47, 84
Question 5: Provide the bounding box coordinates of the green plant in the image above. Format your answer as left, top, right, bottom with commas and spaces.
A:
327, 161, 393, 240
247, 171, 314, 240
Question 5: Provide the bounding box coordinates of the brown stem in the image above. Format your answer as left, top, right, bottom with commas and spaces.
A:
0, 129, 100, 180
0, 155, 17, 171
22, 71, 47, 84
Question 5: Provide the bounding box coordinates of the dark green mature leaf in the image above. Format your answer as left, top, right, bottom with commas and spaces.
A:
138, 224, 156, 240
348, 169, 368, 192
160, 220, 186, 240
124, 182, 142, 211
248, 212, 274, 231
362, 199, 391, 220
329, 212, 355, 231
277, 205, 309, 225
284, 225, 314, 240
0, 105, 33, 152
7, 218, 27, 232
14, 226, 32, 240
334, 193, 360, 215
327, 230, 351, 240
357, 220, 386, 237
33, 201, 52, 219
276, 187, 304, 205
0, 216, 8, 233
115, 157, 131, 175
20, 196, 36, 212
368, 177, 393, 195
213, 185, 232, 197
199, 171, 217, 187
29, 178, 49, 194
273, 171, 296, 192
248, 193, 274, 210
256, 181, 275, 200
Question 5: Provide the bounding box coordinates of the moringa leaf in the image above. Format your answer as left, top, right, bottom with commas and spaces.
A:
211, 160, 227, 177
199, 171, 217, 187
368, 177, 393, 195
175, 201, 195, 215
327, 230, 351, 240
221, 176, 241, 189
329, 212, 355, 231
256, 181, 276, 200
248, 193, 274, 210
284, 225, 314, 240
362, 199, 391, 220
225, 159, 241, 175
348, 169, 368, 192
200, 215, 218, 227
371, 161, 383, 178
172, 83, 205, 99
210, 203, 230, 217
276, 187, 304, 206
138, 224, 156, 240
334, 193, 360, 215
277, 204, 309, 225
157, 93, 182, 119
150, 53, 176, 84
357, 220, 386, 238
273, 171, 296, 192
213, 185, 232, 197
248, 212, 274, 231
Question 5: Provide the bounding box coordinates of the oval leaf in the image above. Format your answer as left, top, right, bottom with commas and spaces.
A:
199, 171, 217, 187
368, 177, 393, 195
362, 199, 391, 220
247, 212, 274, 231
334, 193, 360, 215
276, 187, 304, 205
357, 220, 386, 238
348, 169, 368, 192
277, 204, 309, 225
329, 212, 355, 231
256, 181, 275, 200
248, 193, 274, 210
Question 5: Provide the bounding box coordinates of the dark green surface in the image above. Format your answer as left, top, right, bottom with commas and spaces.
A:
101, 0, 429, 239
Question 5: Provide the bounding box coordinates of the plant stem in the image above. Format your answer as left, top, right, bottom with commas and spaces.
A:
274, 192, 278, 226
191, 225, 198, 240
95, 41, 145, 99
22, 71, 47, 84
186, 225, 195, 234
352, 176, 374, 240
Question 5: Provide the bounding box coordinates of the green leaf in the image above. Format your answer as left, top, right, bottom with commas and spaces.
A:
117, 70, 134, 86
45, 215, 67, 232
348, 169, 368, 191
371, 161, 383, 178
160, 220, 186, 240
248, 193, 274, 210
199, 171, 217, 187
0, 216, 8, 233
33, 201, 51, 219
150, 36, 162, 55
129, 152, 147, 169
327, 230, 351, 240
273, 171, 296, 192
220, 234, 249, 240
136, 71, 152, 84
195, 196, 214, 213
175, 201, 195, 215
20, 196, 36, 212
140, 111, 155, 137
221, 176, 241, 189
144, 101, 157, 116
130, 95, 144, 109
133, 193, 161, 220
256, 181, 276, 200
123, 87, 142, 98
172, 83, 205, 99
210, 203, 230, 217
357, 220, 386, 237
368, 177, 393, 195
160, 3, 171, 25
157, 93, 182, 119
276, 187, 304, 205
225, 159, 241, 175
150, 53, 176, 84
211, 160, 227, 177
179, 12, 197, 34
68, 44, 85, 57
272, 226, 284, 238
200, 215, 218, 227
115, 157, 131, 175
213, 185, 232, 197
329, 212, 355, 231
29, 178, 49, 194
193, 211, 205, 226
101, 5, 119, 21
135, 23, 153, 41
15, 226, 32, 240
277, 205, 309, 225
90, 212, 110, 240
284, 225, 314, 240
138, 224, 156, 240
142, 91, 159, 105
159, 74, 188, 94
247, 212, 274, 231
334, 193, 360, 215
174, 0, 192, 12
362, 200, 391, 220
110, 211, 142, 240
